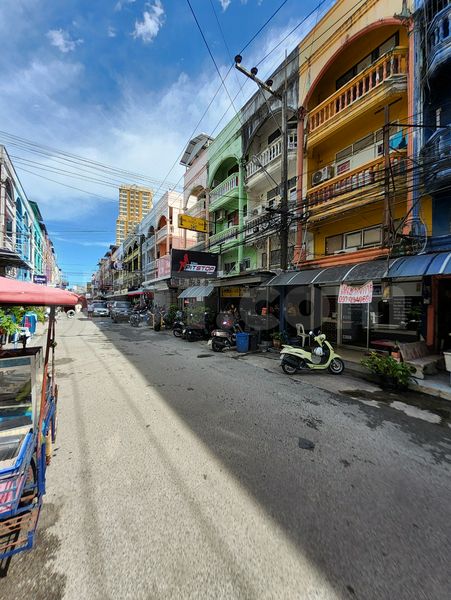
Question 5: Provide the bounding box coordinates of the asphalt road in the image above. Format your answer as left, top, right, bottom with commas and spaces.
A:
1, 315, 450, 600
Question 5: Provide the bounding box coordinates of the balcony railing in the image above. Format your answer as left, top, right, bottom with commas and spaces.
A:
422, 128, 451, 191
156, 225, 173, 243
309, 48, 408, 134
186, 200, 206, 218
246, 132, 298, 179
2, 234, 14, 252
209, 225, 239, 246
210, 173, 239, 210
427, 3, 451, 74
307, 152, 407, 209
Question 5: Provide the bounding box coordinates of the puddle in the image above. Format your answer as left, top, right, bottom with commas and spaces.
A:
341, 389, 451, 427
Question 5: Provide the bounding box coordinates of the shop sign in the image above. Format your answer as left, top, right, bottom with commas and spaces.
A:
338, 281, 373, 304
221, 287, 242, 298
157, 255, 171, 278
171, 249, 218, 278
33, 274, 47, 285
178, 214, 208, 233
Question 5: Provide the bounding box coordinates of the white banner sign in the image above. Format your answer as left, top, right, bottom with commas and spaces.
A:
338, 281, 373, 304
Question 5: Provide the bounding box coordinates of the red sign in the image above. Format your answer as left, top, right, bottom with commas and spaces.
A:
338, 281, 373, 304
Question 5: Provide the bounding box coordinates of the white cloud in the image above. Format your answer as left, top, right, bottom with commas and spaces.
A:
107, 26, 117, 38
46, 29, 83, 53
54, 237, 114, 247
132, 1, 165, 43
114, 0, 136, 11
219, 0, 231, 10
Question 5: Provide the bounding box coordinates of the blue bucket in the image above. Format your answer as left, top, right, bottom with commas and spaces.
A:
236, 332, 249, 353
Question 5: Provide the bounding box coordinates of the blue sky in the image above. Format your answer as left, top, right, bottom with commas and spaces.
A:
0, 0, 331, 285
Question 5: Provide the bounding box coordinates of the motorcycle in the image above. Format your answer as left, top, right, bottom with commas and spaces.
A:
129, 307, 149, 327
182, 312, 213, 342
279, 329, 344, 375
172, 311, 185, 338
210, 319, 243, 352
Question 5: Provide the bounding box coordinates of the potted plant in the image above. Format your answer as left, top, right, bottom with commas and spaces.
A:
361, 352, 415, 391
0, 308, 20, 349
271, 331, 288, 350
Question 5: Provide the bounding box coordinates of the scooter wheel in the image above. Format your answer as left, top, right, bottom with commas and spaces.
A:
328, 358, 344, 374
211, 339, 223, 352
282, 363, 297, 375
173, 328, 182, 338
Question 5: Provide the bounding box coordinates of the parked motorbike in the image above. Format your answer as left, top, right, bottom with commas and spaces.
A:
182, 312, 213, 342
280, 329, 344, 375
210, 320, 243, 352
172, 311, 185, 338
129, 307, 149, 327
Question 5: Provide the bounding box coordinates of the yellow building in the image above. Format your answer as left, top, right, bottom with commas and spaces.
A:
115, 184, 153, 245
295, 0, 431, 269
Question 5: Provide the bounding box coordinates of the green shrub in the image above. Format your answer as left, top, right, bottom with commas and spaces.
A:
361, 352, 415, 388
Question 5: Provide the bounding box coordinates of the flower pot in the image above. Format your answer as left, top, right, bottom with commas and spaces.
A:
379, 375, 408, 392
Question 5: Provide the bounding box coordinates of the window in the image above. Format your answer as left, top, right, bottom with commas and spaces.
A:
224, 261, 236, 274
270, 249, 280, 266
242, 258, 251, 270
268, 128, 281, 145
325, 234, 342, 255
345, 231, 362, 249
261, 252, 268, 268
363, 227, 381, 246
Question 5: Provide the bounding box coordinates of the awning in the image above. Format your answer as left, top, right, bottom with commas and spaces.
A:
127, 289, 150, 296
264, 252, 451, 287
214, 272, 275, 287
0, 277, 79, 306
387, 252, 451, 278
178, 285, 215, 299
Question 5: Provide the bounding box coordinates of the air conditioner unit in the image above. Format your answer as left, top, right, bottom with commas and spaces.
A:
216, 209, 226, 221
252, 205, 264, 216
312, 166, 334, 186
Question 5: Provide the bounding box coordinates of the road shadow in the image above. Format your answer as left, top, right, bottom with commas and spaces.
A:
91, 321, 451, 600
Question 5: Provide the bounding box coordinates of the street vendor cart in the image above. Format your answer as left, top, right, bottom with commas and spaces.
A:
0, 277, 78, 561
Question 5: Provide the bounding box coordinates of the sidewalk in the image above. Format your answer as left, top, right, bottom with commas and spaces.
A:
226, 344, 451, 402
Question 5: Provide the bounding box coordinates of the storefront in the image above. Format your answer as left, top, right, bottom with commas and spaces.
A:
265, 252, 451, 350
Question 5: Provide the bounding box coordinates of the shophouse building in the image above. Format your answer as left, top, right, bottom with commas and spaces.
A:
139, 190, 197, 306
180, 133, 213, 249
417, 0, 451, 350
0, 146, 60, 283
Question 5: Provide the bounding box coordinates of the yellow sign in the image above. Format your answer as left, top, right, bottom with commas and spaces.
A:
221, 287, 242, 298
178, 214, 208, 233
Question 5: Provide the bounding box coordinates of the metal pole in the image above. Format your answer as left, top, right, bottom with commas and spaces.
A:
383, 104, 391, 246
280, 51, 289, 272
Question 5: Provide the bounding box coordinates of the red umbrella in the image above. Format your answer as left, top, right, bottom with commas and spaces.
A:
0, 277, 79, 306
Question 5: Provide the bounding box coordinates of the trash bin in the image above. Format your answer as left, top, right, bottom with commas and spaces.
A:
236, 332, 249, 353
248, 332, 258, 352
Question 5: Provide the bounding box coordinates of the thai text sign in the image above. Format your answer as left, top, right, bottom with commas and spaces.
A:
338, 281, 373, 304
178, 214, 208, 233
171, 249, 218, 278
33, 275, 47, 285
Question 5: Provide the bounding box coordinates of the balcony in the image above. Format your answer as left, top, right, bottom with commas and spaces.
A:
307, 152, 407, 222
246, 132, 298, 179
427, 3, 451, 76
156, 225, 173, 243
209, 225, 239, 248
209, 173, 239, 212
186, 201, 206, 219
422, 128, 451, 193
2, 234, 14, 252
308, 48, 408, 145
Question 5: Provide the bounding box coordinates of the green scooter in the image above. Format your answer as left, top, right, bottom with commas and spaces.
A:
280, 329, 345, 375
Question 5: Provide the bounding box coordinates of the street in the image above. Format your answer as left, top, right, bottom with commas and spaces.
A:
1, 314, 450, 600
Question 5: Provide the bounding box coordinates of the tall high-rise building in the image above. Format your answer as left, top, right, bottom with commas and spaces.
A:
116, 184, 153, 244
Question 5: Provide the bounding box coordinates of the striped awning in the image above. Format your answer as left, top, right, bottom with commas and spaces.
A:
178, 285, 215, 299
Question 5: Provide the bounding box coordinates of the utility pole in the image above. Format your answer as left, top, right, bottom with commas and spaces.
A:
234, 54, 290, 270
382, 104, 391, 248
